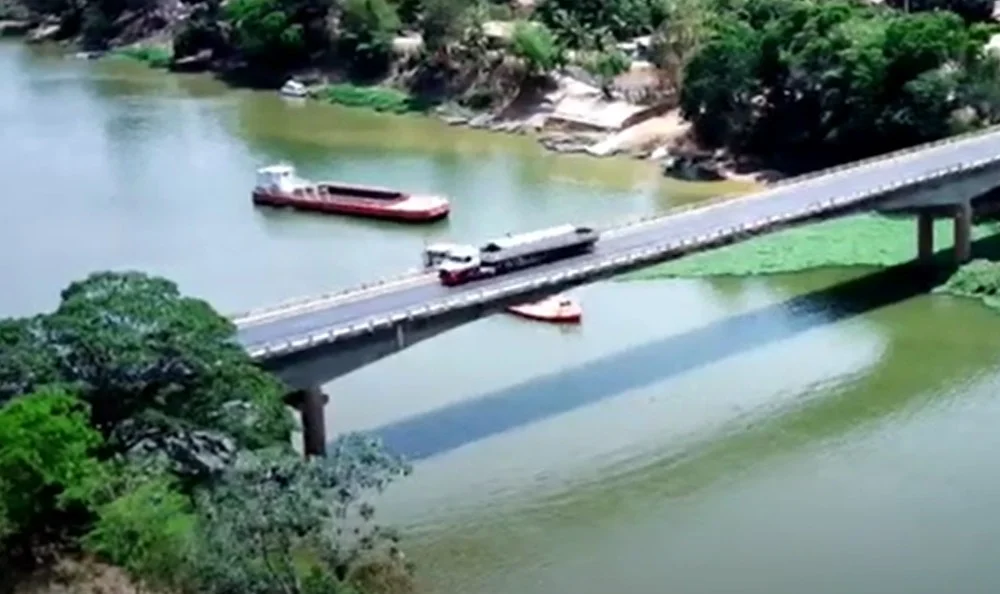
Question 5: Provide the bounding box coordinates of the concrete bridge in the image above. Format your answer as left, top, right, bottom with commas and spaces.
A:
234, 125, 1000, 455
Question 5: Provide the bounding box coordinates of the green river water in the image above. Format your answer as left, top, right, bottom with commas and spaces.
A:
5, 40, 1000, 594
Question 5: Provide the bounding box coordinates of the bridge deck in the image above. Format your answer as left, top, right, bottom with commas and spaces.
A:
236, 128, 1000, 351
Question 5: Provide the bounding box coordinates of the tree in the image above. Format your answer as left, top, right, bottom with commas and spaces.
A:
185, 435, 411, 594
679, 0, 1000, 164
0, 389, 106, 555
679, 17, 760, 146
226, 0, 307, 63
419, 0, 469, 55
174, 0, 229, 59
534, 0, 665, 44
0, 317, 59, 404
649, 0, 712, 92
337, 0, 400, 75
224, 0, 333, 65
511, 21, 565, 76
0, 271, 294, 476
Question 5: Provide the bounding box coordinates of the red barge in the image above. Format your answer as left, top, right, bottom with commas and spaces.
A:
252, 164, 450, 222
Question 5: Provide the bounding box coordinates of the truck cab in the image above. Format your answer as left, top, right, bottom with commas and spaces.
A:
423, 243, 465, 269
436, 245, 482, 286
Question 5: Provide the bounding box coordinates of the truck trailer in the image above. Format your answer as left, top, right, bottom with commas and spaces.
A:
425, 224, 601, 286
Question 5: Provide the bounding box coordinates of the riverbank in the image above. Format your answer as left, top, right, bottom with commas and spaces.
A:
85, 40, 752, 182
10, 12, 738, 184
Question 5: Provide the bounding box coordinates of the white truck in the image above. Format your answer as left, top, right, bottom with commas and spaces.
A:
423, 224, 601, 286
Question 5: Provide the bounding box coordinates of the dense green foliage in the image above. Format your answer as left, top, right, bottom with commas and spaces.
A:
511, 20, 565, 75
0, 389, 106, 552
186, 441, 411, 594
226, 0, 307, 63
679, 0, 1000, 165
419, 0, 471, 53
580, 43, 631, 90
0, 271, 412, 594
83, 471, 196, 588
534, 0, 667, 46
0, 272, 293, 472
337, 0, 401, 73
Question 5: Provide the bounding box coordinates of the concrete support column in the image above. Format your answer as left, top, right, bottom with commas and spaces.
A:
395, 323, 406, 349
954, 200, 972, 264
287, 387, 328, 457
917, 212, 934, 262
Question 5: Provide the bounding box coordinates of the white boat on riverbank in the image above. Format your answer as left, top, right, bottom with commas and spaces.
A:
280, 79, 308, 98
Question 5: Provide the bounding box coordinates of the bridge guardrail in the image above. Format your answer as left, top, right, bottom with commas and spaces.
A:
246, 153, 1000, 360
230, 267, 430, 325
602, 122, 1000, 239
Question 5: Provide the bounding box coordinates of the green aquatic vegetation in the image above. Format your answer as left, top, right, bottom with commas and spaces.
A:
622, 215, 1000, 280
321, 84, 430, 114
935, 259, 1000, 310
113, 45, 173, 69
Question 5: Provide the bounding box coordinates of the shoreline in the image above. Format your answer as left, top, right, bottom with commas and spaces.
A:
302, 80, 777, 185
1, 21, 779, 185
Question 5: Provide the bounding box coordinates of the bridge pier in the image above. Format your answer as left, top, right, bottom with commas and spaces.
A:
954, 200, 972, 264
917, 211, 934, 262
284, 386, 328, 457
396, 323, 406, 349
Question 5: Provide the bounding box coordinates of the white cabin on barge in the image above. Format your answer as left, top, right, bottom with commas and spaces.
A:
255, 164, 309, 194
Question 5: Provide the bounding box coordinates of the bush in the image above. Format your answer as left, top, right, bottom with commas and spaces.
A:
534, 0, 664, 45
83, 473, 195, 589
420, 0, 469, 53
511, 21, 564, 75
0, 389, 106, 547
225, 0, 306, 64
338, 0, 399, 76
322, 84, 429, 113
581, 47, 630, 87
115, 45, 173, 68
184, 441, 410, 594
173, 5, 226, 59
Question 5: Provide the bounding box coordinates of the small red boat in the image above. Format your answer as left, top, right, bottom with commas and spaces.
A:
506, 294, 582, 324
252, 164, 450, 223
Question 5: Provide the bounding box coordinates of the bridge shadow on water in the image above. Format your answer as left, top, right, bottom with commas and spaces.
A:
367, 236, 1000, 462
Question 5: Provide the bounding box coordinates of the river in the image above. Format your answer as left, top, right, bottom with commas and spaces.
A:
5, 40, 1000, 594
